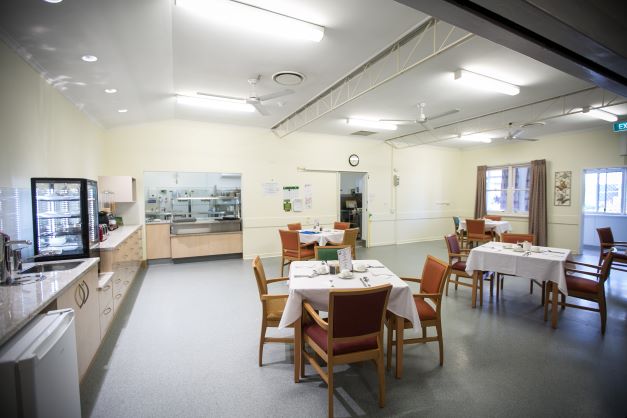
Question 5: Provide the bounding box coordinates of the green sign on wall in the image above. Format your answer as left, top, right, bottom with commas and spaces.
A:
613, 121, 627, 132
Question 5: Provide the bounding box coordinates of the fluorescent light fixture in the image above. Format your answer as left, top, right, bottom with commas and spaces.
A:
117, 109, 128, 113
43, 0, 63, 3
176, 0, 324, 42
582, 107, 618, 122
459, 133, 492, 143
346, 118, 398, 131
104, 88, 117, 94
454, 69, 520, 96
176, 95, 255, 113
81, 55, 98, 62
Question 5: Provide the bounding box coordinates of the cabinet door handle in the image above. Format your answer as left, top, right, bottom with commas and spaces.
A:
115, 293, 122, 299
102, 284, 111, 292
103, 307, 112, 315
75, 283, 85, 308
82, 280, 90, 304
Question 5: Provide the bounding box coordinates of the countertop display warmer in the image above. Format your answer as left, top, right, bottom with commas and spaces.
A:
31, 178, 99, 261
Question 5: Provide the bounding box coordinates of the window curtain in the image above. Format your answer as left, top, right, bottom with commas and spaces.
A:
474, 165, 487, 219
528, 159, 547, 246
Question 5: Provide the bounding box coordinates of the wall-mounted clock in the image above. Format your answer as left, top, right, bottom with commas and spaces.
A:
348, 154, 359, 167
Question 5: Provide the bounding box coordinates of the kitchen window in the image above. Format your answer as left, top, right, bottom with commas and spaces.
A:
583, 167, 626, 214
486, 164, 530, 215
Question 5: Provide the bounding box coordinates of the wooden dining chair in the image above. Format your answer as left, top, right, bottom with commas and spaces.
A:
252, 256, 293, 366
596, 227, 627, 273
333, 221, 350, 230
465, 219, 493, 248
443, 234, 480, 296
328, 227, 359, 258
498, 233, 542, 302
279, 229, 315, 276
300, 284, 392, 418
484, 215, 502, 221
386, 255, 450, 368
544, 251, 614, 334
287, 222, 302, 231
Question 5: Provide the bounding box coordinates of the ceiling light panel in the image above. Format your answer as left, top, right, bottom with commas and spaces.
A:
105, 88, 117, 94
347, 118, 397, 131
582, 107, 618, 122
81, 55, 98, 62
454, 69, 520, 96
175, 0, 324, 42
176, 95, 255, 113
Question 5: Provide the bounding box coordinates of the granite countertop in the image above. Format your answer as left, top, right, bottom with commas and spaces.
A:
99, 225, 142, 251
0, 257, 100, 346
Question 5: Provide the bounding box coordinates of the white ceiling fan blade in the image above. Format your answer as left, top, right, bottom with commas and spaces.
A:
380, 119, 417, 125
510, 128, 524, 138
514, 137, 539, 142
426, 108, 460, 121
257, 89, 294, 102
247, 99, 269, 116
420, 120, 434, 131
197, 92, 243, 101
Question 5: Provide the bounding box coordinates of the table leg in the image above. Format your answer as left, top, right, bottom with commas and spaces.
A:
551, 282, 559, 329
395, 316, 404, 379
471, 270, 480, 308
294, 316, 301, 383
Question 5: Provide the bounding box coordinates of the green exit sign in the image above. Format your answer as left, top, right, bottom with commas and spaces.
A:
614, 121, 627, 132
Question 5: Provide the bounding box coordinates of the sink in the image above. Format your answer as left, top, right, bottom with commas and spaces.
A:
19, 261, 83, 275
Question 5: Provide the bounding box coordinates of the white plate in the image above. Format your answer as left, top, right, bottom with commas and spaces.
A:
512, 247, 525, 252
337, 273, 353, 279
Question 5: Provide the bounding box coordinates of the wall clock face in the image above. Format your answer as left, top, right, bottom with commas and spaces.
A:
349, 154, 359, 167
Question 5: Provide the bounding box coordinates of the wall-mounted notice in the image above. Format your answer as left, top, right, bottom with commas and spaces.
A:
262, 182, 280, 196
282, 186, 299, 212
303, 184, 313, 209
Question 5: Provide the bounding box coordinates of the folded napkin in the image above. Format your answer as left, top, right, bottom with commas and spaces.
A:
371, 268, 394, 276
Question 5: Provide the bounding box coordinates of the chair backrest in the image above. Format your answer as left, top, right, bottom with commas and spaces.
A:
252, 256, 268, 297
444, 234, 461, 260
342, 228, 359, 245
329, 284, 392, 340
334, 222, 350, 230
419, 255, 450, 297
466, 219, 485, 235
484, 215, 502, 221
599, 250, 615, 285
279, 229, 300, 252
453, 216, 460, 230
597, 227, 614, 245
314, 245, 349, 260
501, 233, 535, 245
287, 222, 302, 231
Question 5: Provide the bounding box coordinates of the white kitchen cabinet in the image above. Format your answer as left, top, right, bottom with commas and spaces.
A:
98, 175, 136, 202
56, 264, 100, 381
98, 272, 114, 340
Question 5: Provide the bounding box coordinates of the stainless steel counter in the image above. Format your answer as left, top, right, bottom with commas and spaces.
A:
166, 218, 241, 235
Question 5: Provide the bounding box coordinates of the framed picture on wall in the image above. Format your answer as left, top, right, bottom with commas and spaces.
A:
554, 171, 572, 206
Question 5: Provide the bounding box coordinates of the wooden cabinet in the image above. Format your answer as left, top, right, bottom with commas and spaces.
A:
146, 223, 172, 259
56, 265, 100, 381
98, 175, 136, 202
99, 226, 143, 314
170, 232, 242, 258
98, 272, 114, 340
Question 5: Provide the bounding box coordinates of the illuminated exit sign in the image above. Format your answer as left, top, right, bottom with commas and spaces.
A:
614, 121, 627, 132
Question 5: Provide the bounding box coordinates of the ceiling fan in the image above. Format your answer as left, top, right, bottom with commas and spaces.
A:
382, 102, 460, 131
492, 122, 539, 141
197, 75, 293, 116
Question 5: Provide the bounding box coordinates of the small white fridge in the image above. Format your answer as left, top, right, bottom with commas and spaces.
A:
0, 309, 81, 418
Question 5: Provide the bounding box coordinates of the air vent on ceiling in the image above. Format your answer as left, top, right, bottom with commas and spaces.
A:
350, 130, 377, 136
273, 71, 305, 86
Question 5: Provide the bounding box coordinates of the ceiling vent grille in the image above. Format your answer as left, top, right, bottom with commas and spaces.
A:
350, 130, 377, 136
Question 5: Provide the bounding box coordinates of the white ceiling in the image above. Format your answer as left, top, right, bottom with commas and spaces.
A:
0, 0, 625, 148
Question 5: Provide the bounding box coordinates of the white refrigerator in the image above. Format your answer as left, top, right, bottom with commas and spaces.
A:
0, 309, 81, 418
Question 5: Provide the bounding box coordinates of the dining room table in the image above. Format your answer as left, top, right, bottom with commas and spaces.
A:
279, 260, 420, 380
298, 228, 344, 246
465, 242, 571, 328
458, 219, 512, 239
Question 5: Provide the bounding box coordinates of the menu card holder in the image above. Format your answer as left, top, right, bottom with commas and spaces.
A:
338, 247, 352, 272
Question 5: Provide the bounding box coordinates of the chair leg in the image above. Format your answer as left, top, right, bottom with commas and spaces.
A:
421, 326, 426, 339
540, 282, 546, 306
489, 273, 494, 297
386, 320, 393, 370
455, 274, 459, 290
560, 293, 566, 310
377, 352, 385, 408
328, 364, 334, 418
600, 297, 607, 335
436, 321, 444, 366
258, 321, 266, 367
543, 286, 550, 321
445, 274, 450, 296
280, 256, 285, 276
529, 280, 533, 294
479, 274, 484, 307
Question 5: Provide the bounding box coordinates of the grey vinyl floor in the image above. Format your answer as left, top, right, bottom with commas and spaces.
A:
81, 241, 627, 417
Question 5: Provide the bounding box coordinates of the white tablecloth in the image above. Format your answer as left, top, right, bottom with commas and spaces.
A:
279, 260, 420, 330
465, 242, 571, 295
298, 229, 344, 246
458, 219, 512, 236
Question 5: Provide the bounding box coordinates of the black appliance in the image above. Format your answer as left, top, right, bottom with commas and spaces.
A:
98, 211, 114, 226
31, 178, 99, 261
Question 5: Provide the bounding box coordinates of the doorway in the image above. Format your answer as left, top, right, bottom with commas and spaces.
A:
338, 172, 367, 247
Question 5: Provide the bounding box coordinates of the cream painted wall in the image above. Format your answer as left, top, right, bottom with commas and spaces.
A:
457, 127, 625, 251
0, 42, 104, 188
